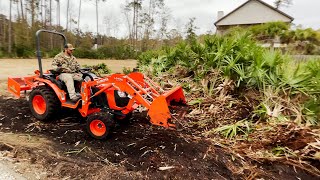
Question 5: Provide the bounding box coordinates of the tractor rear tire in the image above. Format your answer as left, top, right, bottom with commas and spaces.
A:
86, 113, 115, 140
29, 86, 60, 121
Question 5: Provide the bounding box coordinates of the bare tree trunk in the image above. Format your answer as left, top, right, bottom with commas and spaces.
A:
50, 0, 53, 48
20, 0, 24, 20
31, 0, 35, 26
56, 0, 60, 26
77, 0, 82, 32
66, 0, 69, 31
44, 0, 47, 27
15, 0, 19, 46
49, 0, 52, 26
96, 0, 99, 45
132, 0, 136, 48
135, 2, 139, 48
3, 18, 6, 49
123, 9, 132, 42
146, 0, 152, 39
8, 0, 12, 54
40, 0, 44, 25
16, 0, 21, 20
24, 0, 28, 20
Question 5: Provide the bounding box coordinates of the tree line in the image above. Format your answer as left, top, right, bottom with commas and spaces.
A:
1, 0, 317, 59
0, 0, 190, 58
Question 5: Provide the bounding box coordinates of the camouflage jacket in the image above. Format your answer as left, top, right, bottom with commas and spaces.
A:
52, 52, 80, 73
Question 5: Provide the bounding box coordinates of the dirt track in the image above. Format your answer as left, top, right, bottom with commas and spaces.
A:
0, 58, 136, 79
0, 58, 136, 96
0, 59, 318, 179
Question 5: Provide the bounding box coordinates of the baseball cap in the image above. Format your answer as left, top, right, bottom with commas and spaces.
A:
65, 43, 75, 50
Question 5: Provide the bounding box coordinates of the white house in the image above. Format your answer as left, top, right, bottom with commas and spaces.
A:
214, 0, 294, 34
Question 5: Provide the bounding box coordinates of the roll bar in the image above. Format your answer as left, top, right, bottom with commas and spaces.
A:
36, 29, 67, 77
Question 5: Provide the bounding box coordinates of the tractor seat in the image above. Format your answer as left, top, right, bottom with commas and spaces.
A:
43, 70, 65, 90
43, 69, 98, 92
44, 69, 94, 92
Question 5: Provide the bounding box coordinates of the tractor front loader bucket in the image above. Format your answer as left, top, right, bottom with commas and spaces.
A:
110, 72, 187, 128
148, 86, 187, 128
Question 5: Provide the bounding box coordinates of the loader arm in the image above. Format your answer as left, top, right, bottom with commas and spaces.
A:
107, 72, 187, 128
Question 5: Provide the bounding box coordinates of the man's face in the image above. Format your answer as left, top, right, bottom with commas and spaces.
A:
66, 48, 73, 56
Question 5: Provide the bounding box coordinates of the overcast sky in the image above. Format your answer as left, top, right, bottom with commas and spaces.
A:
0, 0, 319, 38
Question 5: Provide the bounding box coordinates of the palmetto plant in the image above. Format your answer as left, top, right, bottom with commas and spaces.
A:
138, 29, 320, 125
213, 120, 253, 139
246, 50, 283, 89
272, 146, 296, 157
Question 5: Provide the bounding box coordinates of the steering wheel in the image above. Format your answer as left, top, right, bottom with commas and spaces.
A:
79, 68, 92, 73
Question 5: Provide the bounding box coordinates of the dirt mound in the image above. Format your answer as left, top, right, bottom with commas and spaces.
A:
0, 96, 318, 179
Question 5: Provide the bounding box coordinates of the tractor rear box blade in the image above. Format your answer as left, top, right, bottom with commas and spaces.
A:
8, 77, 33, 98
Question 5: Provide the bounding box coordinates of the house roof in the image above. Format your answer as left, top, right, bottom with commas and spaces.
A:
214, 0, 294, 26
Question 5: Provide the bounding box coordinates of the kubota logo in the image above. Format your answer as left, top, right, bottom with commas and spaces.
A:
115, 77, 123, 82
97, 79, 108, 83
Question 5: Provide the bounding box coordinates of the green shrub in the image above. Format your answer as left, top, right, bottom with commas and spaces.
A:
249, 21, 290, 40
137, 49, 164, 66
0, 50, 4, 58
73, 48, 99, 59
83, 63, 111, 76
15, 45, 34, 58
122, 67, 132, 75
46, 48, 62, 58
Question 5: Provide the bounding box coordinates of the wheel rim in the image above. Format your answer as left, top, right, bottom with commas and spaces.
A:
90, 120, 106, 137
32, 95, 47, 115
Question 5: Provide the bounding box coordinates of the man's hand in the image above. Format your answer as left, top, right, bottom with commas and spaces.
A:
55, 67, 63, 73
61, 64, 72, 73
56, 67, 72, 73
63, 68, 72, 73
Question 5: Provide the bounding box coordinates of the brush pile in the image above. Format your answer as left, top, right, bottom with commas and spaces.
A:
138, 31, 320, 177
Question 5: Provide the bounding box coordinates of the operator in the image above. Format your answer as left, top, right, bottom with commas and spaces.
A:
52, 43, 82, 102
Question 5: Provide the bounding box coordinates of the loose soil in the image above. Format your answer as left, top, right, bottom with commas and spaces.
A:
0, 96, 318, 179
0, 59, 318, 179
0, 96, 231, 179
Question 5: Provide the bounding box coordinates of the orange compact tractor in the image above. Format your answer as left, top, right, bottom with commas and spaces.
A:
7, 30, 187, 139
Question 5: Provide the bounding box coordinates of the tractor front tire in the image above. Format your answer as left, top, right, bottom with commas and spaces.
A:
86, 113, 115, 140
29, 86, 60, 121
